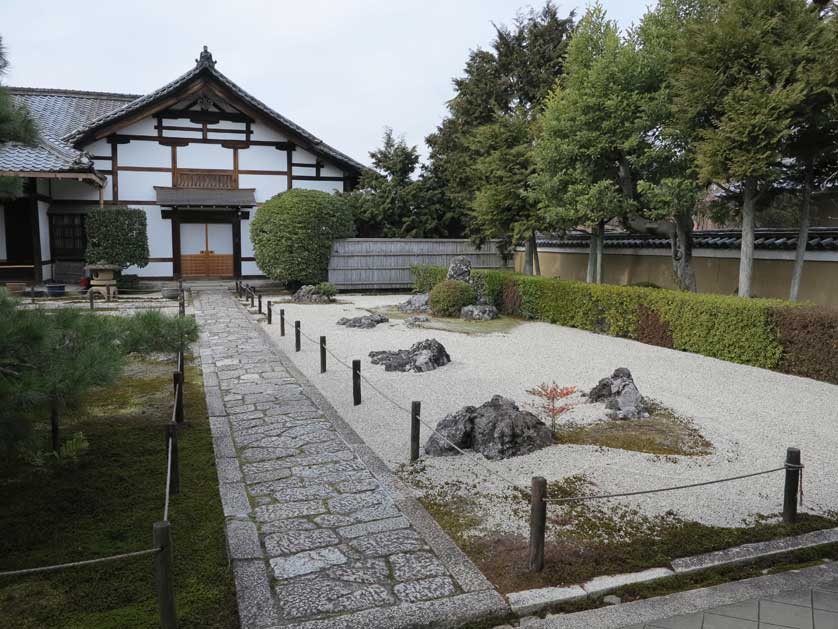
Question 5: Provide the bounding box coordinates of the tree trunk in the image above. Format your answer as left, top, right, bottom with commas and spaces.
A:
738, 178, 757, 298
50, 402, 60, 453
789, 172, 812, 302
523, 236, 534, 275
671, 208, 697, 291
531, 231, 541, 276
586, 229, 597, 283
595, 221, 604, 284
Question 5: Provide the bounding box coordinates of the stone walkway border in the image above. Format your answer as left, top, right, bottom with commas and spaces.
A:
195, 290, 508, 629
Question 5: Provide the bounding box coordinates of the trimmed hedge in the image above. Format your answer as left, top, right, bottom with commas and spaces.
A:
250, 189, 353, 287
85, 207, 149, 269
410, 265, 838, 383
429, 280, 476, 317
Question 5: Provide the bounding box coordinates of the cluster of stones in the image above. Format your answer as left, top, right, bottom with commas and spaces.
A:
587, 367, 649, 420
194, 291, 467, 624
448, 257, 499, 321
369, 339, 451, 373
425, 395, 554, 460
336, 313, 389, 329
397, 293, 431, 314
292, 285, 333, 304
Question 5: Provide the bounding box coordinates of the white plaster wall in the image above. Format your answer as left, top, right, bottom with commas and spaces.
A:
177, 143, 232, 170
295, 179, 343, 194
321, 164, 344, 178
241, 217, 255, 258
84, 138, 110, 157
249, 124, 288, 143
0, 205, 6, 260
239, 174, 287, 203
38, 200, 52, 278
164, 128, 204, 140
209, 119, 246, 131
124, 206, 170, 277
238, 145, 286, 170
241, 260, 261, 276
129, 261, 172, 277
119, 140, 172, 168
118, 171, 171, 201
119, 118, 157, 136
295, 148, 318, 163
50, 180, 100, 201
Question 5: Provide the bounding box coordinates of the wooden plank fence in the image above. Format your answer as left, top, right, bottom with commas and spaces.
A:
327, 239, 512, 290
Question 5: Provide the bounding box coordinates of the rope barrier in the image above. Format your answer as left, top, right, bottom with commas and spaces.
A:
0, 547, 160, 577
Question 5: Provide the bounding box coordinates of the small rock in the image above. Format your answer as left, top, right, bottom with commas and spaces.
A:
292, 285, 332, 304
336, 313, 388, 329
588, 368, 649, 420
398, 293, 431, 313
425, 395, 553, 460
369, 339, 450, 373
446, 256, 472, 282
405, 315, 430, 328
603, 595, 622, 605
461, 304, 498, 321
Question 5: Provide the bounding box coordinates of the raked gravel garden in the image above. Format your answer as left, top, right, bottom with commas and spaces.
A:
253, 292, 838, 592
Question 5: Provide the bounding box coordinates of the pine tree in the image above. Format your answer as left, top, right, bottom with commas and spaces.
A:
0, 37, 37, 198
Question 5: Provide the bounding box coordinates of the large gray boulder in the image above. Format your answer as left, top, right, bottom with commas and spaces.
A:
461, 304, 498, 321
405, 315, 430, 328
369, 339, 450, 373
425, 395, 554, 460
446, 256, 472, 282
588, 368, 649, 420
292, 285, 332, 303
397, 293, 431, 313
337, 313, 388, 329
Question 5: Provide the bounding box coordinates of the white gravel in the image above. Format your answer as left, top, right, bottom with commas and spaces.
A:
259, 295, 838, 531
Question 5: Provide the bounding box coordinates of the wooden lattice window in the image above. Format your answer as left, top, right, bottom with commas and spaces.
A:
50, 214, 86, 259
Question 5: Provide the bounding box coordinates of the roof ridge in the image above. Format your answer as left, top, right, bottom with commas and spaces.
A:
5, 86, 142, 100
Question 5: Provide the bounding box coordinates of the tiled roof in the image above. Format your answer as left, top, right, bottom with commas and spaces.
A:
64, 50, 365, 173
537, 228, 838, 252
0, 133, 91, 173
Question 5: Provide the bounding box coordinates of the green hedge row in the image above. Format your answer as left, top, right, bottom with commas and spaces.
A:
410, 265, 838, 383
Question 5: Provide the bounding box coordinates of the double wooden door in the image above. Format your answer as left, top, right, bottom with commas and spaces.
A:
180, 223, 234, 278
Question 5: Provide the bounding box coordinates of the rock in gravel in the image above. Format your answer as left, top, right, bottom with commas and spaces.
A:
461, 304, 498, 321
369, 339, 450, 373
337, 313, 389, 329
405, 315, 430, 328
397, 293, 431, 313
425, 395, 553, 460
587, 367, 649, 420
292, 285, 332, 303
446, 256, 472, 282
603, 595, 622, 605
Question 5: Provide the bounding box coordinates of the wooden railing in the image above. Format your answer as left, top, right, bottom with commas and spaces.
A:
174, 170, 235, 189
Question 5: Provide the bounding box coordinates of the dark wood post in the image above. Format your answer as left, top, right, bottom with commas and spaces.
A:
153, 521, 178, 629
250, 289, 255, 309
280, 309, 285, 336
177, 351, 184, 378
30, 282, 35, 304
235, 280, 240, 297
294, 321, 301, 352
352, 360, 361, 406
410, 401, 421, 462
166, 423, 180, 496
258, 294, 262, 314
529, 476, 547, 572
89, 290, 94, 310
173, 372, 184, 423
320, 336, 327, 373
783, 447, 801, 524
267, 301, 272, 324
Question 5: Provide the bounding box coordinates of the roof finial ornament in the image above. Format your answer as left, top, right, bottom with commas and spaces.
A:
196, 45, 217, 68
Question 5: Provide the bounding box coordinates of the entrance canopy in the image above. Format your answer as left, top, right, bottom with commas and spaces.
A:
154, 186, 256, 208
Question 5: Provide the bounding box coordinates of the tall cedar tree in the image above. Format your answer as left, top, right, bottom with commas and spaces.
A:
670, 0, 838, 297
425, 2, 574, 269
0, 37, 37, 198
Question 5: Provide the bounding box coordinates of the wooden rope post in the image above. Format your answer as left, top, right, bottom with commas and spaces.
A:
529, 476, 547, 572
173, 372, 184, 423
89, 290, 94, 310
280, 309, 286, 336
258, 294, 262, 314
267, 301, 272, 324
320, 336, 327, 373
250, 289, 255, 309
294, 321, 301, 352
783, 447, 801, 524
31, 282, 35, 304
166, 424, 180, 496
352, 360, 361, 406
410, 401, 421, 462
153, 521, 178, 629
235, 280, 240, 297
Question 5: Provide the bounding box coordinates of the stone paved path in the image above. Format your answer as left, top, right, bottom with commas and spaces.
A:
194, 290, 506, 629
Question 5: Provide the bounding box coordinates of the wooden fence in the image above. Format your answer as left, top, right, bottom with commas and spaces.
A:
327, 239, 512, 290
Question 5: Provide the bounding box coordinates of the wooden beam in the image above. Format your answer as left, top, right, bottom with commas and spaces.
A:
111, 138, 119, 202
286, 148, 293, 190
29, 179, 42, 284
170, 209, 181, 279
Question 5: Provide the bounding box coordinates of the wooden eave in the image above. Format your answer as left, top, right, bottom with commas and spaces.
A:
0, 170, 106, 187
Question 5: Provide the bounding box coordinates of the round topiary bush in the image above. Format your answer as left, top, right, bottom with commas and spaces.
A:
250, 189, 353, 287
429, 280, 476, 317
85, 206, 149, 269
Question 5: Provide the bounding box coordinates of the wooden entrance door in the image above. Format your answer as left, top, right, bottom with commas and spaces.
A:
180, 223, 234, 278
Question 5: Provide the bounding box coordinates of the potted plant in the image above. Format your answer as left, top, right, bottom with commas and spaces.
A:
84, 207, 149, 298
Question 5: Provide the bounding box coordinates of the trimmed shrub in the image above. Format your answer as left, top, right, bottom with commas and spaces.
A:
429, 280, 476, 317
636, 304, 674, 348
85, 207, 149, 269
315, 282, 337, 300
773, 307, 838, 384
250, 189, 353, 287
411, 265, 447, 293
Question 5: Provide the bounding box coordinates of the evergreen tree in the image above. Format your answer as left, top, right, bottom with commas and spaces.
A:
0, 37, 37, 198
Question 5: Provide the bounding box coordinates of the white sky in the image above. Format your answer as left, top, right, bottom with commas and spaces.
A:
0, 0, 647, 166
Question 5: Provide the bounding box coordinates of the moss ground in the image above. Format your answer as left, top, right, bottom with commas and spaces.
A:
376, 306, 523, 335
0, 357, 238, 629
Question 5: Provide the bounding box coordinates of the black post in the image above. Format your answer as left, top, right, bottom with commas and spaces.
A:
153, 521, 178, 629
235, 280, 240, 297
280, 309, 286, 336
173, 372, 184, 423
783, 447, 801, 524
529, 476, 547, 572
250, 290, 255, 309
166, 424, 180, 496
295, 321, 301, 352
267, 301, 272, 324
31, 282, 35, 304
352, 360, 361, 406
258, 294, 262, 314
89, 290, 94, 310
320, 336, 327, 373
410, 401, 421, 462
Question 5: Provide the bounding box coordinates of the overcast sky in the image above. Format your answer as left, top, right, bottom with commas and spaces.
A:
1, 1, 647, 166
